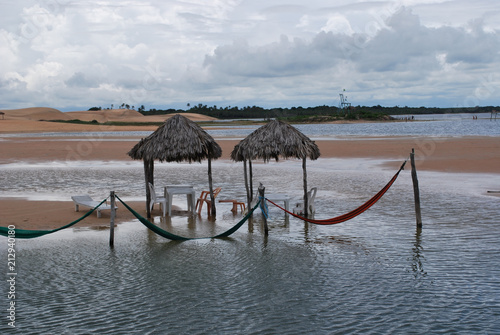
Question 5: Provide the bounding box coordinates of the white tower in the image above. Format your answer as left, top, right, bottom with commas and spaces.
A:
339, 90, 351, 112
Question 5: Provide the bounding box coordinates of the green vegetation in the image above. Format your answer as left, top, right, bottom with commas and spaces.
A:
141, 104, 393, 122
49, 104, 498, 127
139, 104, 498, 121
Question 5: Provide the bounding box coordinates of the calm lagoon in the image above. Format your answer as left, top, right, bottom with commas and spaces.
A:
1, 116, 499, 334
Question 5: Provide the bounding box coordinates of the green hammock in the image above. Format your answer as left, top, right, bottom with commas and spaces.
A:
0, 198, 107, 239
0, 196, 259, 241
116, 195, 260, 241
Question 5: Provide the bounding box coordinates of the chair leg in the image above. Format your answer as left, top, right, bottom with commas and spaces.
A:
206, 201, 212, 216
231, 201, 238, 213
196, 199, 204, 214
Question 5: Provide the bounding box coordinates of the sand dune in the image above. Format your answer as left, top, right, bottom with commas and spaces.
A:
0, 107, 72, 121
168, 113, 216, 121
1, 107, 216, 123
65, 109, 217, 123
0, 107, 217, 133
65, 109, 145, 122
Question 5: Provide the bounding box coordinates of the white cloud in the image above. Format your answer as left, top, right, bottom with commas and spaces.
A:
108, 43, 148, 60
22, 61, 63, 90
322, 14, 354, 35
1, 0, 500, 110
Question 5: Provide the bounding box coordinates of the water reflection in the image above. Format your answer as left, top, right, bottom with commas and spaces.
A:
2, 198, 499, 334
411, 226, 427, 279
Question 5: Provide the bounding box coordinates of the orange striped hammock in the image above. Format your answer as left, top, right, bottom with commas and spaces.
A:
265, 160, 407, 225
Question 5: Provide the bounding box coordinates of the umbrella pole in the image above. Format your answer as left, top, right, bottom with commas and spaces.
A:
303, 157, 308, 217
144, 159, 154, 218
249, 159, 254, 202
243, 159, 250, 210
208, 157, 216, 217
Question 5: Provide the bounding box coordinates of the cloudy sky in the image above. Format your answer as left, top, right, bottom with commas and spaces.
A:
1, 0, 500, 111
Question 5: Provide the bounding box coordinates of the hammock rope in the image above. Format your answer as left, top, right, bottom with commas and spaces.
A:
116, 195, 260, 240
266, 160, 407, 225
259, 196, 269, 219
0, 198, 108, 239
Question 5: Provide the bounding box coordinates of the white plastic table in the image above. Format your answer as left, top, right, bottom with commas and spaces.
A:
265, 193, 291, 212
164, 185, 196, 216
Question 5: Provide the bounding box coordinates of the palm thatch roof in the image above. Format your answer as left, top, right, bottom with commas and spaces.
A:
230, 120, 320, 216
128, 114, 222, 218
230, 119, 320, 162
128, 114, 222, 162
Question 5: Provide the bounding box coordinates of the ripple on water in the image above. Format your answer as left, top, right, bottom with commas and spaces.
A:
1, 159, 500, 334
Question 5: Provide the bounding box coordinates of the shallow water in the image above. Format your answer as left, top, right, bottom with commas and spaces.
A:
2, 113, 500, 139
1, 158, 500, 334
1, 117, 500, 333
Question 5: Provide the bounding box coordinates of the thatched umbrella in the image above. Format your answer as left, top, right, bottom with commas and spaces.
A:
231, 120, 320, 216
128, 114, 222, 218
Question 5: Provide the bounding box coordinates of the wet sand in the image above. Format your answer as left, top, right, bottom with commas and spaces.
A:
1, 121, 499, 230
1, 134, 499, 173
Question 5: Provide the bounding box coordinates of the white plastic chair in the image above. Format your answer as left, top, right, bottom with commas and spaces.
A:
293, 187, 317, 215
148, 182, 168, 216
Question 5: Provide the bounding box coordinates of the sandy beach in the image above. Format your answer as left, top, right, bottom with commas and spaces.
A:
1, 128, 498, 173
1, 109, 499, 230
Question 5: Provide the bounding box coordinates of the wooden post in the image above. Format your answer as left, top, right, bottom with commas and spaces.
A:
243, 159, 250, 210
249, 159, 253, 202
410, 148, 422, 228
109, 191, 116, 248
258, 183, 268, 236
302, 157, 308, 217
208, 157, 216, 217
144, 159, 154, 218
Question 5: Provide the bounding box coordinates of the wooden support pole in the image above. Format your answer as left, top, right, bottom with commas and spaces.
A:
144, 159, 154, 218
243, 159, 250, 210
143, 160, 150, 218
258, 183, 268, 236
410, 148, 422, 228
109, 191, 116, 248
249, 159, 253, 202
208, 157, 216, 217
302, 157, 308, 217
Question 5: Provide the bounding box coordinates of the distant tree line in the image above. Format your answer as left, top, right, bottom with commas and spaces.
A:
142, 104, 349, 119
88, 103, 144, 111
88, 103, 499, 120
138, 104, 499, 119
361, 105, 498, 115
